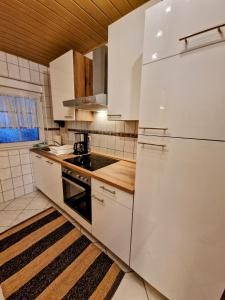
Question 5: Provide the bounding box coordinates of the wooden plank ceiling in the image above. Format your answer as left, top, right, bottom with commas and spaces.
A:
0, 0, 149, 66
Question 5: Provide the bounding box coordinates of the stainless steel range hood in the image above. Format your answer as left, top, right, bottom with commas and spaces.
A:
63, 46, 108, 111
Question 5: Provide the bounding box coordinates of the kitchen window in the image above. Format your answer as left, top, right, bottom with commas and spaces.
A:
0, 94, 40, 143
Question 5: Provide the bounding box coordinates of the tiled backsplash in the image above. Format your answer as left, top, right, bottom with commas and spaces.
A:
61, 112, 138, 160
0, 51, 58, 203
0, 149, 34, 202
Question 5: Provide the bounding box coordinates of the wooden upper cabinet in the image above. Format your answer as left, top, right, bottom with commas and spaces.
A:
50, 50, 93, 121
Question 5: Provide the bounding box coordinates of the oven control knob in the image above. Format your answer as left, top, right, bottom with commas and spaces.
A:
67, 170, 72, 175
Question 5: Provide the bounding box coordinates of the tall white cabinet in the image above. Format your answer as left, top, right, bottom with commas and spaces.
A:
107, 0, 159, 121
131, 1, 225, 300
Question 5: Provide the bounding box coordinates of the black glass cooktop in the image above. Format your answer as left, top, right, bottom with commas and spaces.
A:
64, 153, 118, 171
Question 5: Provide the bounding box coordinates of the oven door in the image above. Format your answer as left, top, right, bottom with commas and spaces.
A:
62, 176, 92, 223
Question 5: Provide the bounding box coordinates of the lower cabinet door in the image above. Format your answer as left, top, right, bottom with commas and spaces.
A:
31, 153, 44, 191
42, 159, 63, 204
92, 193, 132, 264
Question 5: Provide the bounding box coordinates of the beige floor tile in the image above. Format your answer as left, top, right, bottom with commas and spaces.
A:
4, 197, 32, 211
144, 282, 168, 300
11, 209, 43, 226
25, 196, 50, 210
112, 273, 148, 300
0, 210, 22, 226
0, 201, 10, 210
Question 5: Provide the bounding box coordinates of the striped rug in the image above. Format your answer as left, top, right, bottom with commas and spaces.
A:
0, 207, 124, 300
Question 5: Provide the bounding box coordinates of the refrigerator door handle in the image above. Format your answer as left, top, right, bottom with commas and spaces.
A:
138, 141, 166, 150
179, 23, 225, 44
139, 127, 168, 135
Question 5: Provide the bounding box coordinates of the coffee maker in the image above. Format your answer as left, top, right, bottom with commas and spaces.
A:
73, 131, 89, 155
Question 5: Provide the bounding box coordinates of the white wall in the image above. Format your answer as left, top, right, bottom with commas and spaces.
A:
0, 51, 57, 202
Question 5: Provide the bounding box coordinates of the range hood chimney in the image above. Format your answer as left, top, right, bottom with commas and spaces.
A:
63, 46, 108, 111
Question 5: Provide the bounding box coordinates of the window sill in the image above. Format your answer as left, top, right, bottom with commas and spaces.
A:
0, 140, 41, 150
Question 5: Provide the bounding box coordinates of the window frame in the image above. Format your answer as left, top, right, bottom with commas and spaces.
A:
0, 86, 45, 149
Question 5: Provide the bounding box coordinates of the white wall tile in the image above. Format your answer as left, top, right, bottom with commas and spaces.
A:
24, 183, 34, 194
8, 150, 19, 156
23, 174, 32, 185
116, 121, 125, 133
20, 67, 31, 82
11, 166, 22, 178
20, 154, 30, 165
30, 70, 40, 84
124, 152, 134, 159
39, 64, 48, 73
13, 176, 23, 188
0, 192, 3, 203
0, 157, 10, 168
8, 63, 20, 79
19, 149, 29, 155
124, 137, 135, 153
0, 151, 8, 157
29, 61, 39, 71
0, 168, 11, 180
6, 53, 18, 65
0, 60, 8, 77
3, 190, 14, 201
2, 179, 13, 192
18, 57, 29, 68
0, 51, 6, 61
14, 186, 25, 198
9, 155, 20, 167
22, 164, 32, 175
115, 136, 125, 152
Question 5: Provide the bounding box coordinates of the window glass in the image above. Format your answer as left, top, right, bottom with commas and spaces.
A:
0, 95, 39, 143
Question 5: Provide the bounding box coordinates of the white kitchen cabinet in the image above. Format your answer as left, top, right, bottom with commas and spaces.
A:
31, 153, 63, 204
92, 179, 133, 264
107, 0, 159, 121
49, 50, 75, 121
139, 40, 225, 140
131, 136, 225, 300
143, 0, 225, 64
31, 153, 44, 191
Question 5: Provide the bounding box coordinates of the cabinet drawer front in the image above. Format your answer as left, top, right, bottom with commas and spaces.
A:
143, 0, 225, 64
92, 179, 133, 209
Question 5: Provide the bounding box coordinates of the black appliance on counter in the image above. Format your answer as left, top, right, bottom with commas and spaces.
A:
62, 153, 118, 224
73, 131, 89, 155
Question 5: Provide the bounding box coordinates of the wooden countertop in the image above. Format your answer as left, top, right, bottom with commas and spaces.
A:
30, 149, 136, 194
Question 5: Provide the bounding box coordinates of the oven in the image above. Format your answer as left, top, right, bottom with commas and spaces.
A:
62, 167, 92, 223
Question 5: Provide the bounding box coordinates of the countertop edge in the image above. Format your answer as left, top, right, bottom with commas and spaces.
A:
30, 149, 135, 194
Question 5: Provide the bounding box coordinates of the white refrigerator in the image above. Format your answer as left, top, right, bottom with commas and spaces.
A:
130, 1, 225, 300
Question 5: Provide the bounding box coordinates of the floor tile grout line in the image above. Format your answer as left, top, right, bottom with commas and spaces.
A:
143, 280, 150, 300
